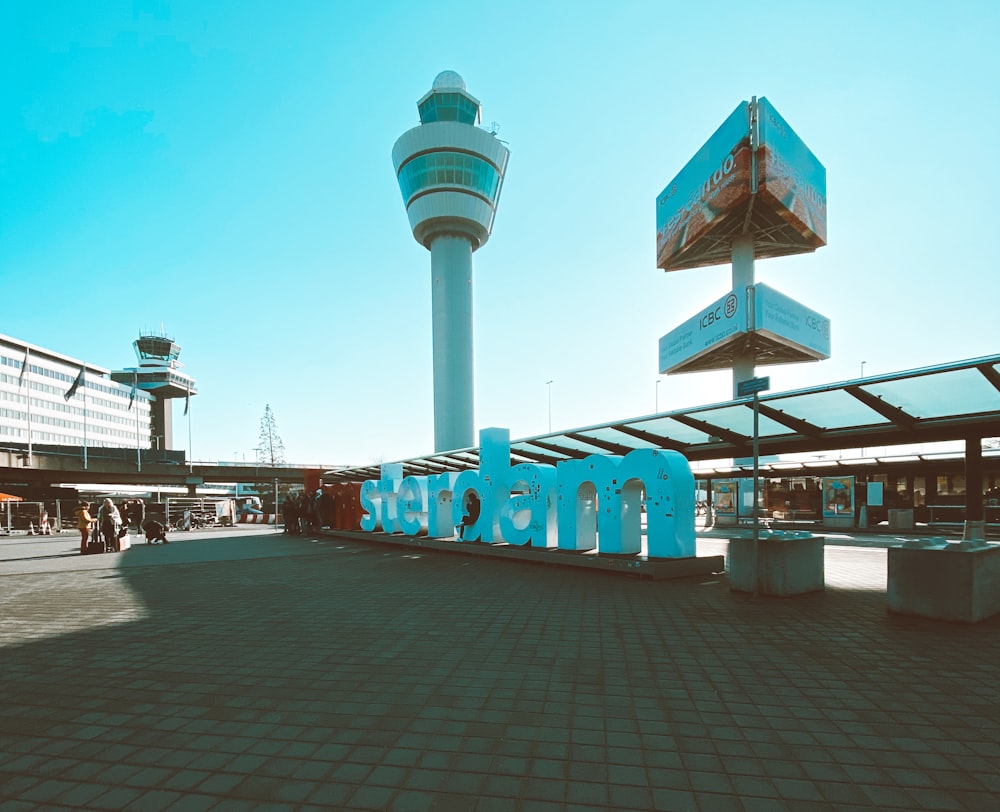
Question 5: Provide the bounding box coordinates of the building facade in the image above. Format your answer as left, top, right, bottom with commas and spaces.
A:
0, 333, 152, 452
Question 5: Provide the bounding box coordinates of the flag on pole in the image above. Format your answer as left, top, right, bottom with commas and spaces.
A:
128, 371, 137, 410
183, 383, 190, 416
64, 366, 84, 401
18, 348, 29, 387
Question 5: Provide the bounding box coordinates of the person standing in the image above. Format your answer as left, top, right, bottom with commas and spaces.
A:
74, 501, 94, 554
97, 498, 122, 552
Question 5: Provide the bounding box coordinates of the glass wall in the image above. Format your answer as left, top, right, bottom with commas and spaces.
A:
418, 92, 479, 124
398, 151, 500, 204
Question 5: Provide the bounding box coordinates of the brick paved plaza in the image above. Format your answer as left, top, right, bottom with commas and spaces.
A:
1, 527, 999, 810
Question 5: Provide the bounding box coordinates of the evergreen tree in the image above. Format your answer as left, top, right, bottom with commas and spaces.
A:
257, 404, 286, 464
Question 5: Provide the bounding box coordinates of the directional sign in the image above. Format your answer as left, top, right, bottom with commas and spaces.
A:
737, 376, 770, 397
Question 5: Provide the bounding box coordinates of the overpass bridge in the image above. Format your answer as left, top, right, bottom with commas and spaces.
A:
0, 445, 330, 496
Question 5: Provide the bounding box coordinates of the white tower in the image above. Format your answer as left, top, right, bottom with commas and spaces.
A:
392, 71, 509, 452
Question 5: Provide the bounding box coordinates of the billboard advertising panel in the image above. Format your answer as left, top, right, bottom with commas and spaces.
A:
823, 476, 855, 518
713, 481, 737, 516
753, 283, 831, 359
757, 97, 828, 246
659, 287, 748, 374
655, 102, 752, 271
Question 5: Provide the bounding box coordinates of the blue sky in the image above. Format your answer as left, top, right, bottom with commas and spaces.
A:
2, 0, 998, 466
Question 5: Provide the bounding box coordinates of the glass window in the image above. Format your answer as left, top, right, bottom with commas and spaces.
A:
417, 92, 479, 125
398, 152, 500, 203
864, 368, 1000, 419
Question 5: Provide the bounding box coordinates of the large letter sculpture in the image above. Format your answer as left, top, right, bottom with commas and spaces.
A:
359, 429, 696, 558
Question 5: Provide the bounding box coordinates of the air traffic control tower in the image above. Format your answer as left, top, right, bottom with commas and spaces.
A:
110, 333, 196, 451
392, 71, 509, 452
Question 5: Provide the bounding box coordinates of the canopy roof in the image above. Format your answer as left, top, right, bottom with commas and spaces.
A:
323, 354, 1000, 484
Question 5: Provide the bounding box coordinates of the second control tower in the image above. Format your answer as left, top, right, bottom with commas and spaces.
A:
392, 71, 509, 452
110, 333, 196, 452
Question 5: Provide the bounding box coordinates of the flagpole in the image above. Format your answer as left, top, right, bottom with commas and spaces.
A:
133, 371, 141, 473
187, 384, 193, 474
24, 348, 32, 466
82, 369, 88, 471
137, 401, 141, 472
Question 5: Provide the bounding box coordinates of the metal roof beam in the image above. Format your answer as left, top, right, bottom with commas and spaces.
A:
564, 431, 637, 456
607, 424, 688, 451
670, 414, 748, 446
753, 402, 825, 438
845, 386, 917, 429
523, 439, 590, 459
509, 446, 564, 465
978, 362, 1000, 395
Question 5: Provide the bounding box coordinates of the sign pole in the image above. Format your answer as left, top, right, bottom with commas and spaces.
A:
737, 375, 769, 599
752, 390, 760, 598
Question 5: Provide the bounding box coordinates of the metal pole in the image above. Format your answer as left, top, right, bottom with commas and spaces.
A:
752, 391, 761, 599
188, 388, 193, 474
82, 370, 88, 471
547, 380, 553, 433
655, 379, 661, 413
136, 392, 142, 473
25, 348, 32, 466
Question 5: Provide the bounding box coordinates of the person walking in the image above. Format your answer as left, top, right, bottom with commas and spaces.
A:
74, 501, 94, 554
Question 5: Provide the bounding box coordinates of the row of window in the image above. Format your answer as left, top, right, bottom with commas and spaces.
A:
0, 356, 150, 405
2, 412, 148, 436
0, 423, 138, 447
28, 363, 77, 384
418, 92, 479, 125
0, 387, 150, 433
398, 151, 501, 204
0, 387, 148, 422
0, 373, 150, 414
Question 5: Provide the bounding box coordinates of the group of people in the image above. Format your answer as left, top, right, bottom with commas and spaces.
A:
283, 489, 326, 535
74, 498, 168, 553
73, 498, 127, 554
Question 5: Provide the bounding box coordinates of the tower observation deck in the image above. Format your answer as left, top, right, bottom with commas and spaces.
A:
392, 70, 510, 452
110, 333, 196, 451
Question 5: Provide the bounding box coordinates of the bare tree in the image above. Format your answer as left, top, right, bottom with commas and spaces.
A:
257, 404, 286, 465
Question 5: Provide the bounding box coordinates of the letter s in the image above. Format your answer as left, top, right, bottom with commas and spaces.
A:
359, 480, 380, 532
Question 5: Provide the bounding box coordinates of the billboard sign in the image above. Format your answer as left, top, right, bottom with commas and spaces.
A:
753, 283, 831, 359
655, 102, 752, 272
757, 97, 827, 246
655, 97, 827, 270
659, 287, 748, 374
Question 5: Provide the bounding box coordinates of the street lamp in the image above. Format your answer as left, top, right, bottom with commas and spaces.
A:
655, 379, 662, 412
860, 361, 867, 378
546, 380, 554, 433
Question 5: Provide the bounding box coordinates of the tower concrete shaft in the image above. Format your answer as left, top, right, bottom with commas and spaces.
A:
393, 70, 509, 452
431, 236, 474, 451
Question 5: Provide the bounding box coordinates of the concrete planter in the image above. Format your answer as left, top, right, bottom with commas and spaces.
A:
729, 532, 825, 596
888, 541, 1000, 623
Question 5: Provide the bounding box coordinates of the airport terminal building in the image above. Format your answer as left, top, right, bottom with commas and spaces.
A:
0, 333, 153, 453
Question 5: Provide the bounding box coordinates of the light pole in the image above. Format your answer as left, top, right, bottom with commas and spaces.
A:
860, 360, 867, 378
546, 380, 554, 433
655, 379, 662, 412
